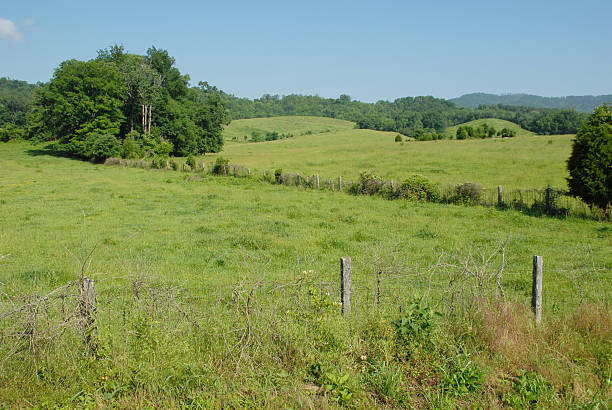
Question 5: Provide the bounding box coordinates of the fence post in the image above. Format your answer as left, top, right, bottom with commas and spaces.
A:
316, 174, 320, 190
497, 185, 503, 206
531, 255, 543, 324
296, 174, 300, 186
331, 181, 335, 192
248, 168, 251, 176
341, 257, 351, 315
338, 176, 342, 191
81, 278, 97, 346
545, 187, 551, 214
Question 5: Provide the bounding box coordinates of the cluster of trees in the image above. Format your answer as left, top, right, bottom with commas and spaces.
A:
23, 45, 229, 160
455, 123, 516, 139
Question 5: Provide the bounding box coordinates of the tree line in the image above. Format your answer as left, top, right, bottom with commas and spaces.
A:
209, 90, 587, 137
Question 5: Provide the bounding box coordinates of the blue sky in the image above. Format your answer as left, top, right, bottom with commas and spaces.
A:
1, 0, 611, 101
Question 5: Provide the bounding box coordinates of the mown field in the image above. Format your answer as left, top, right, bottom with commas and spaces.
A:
213, 116, 572, 190
0, 141, 610, 407
222, 116, 355, 142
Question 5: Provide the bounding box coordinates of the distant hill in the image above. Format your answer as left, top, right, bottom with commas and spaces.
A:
445, 118, 535, 138
222, 116, 354, 142
450, 93, 612, 113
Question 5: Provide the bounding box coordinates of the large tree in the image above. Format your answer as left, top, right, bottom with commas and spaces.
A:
567, 105, 612, 213
28, 59, 125, 157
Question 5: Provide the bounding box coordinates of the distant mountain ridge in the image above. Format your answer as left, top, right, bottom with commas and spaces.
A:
450, 93, 612, 113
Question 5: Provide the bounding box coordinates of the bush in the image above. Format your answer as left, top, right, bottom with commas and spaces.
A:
212, 157, 230, 175
185, 154, 196, 170
85, 133, 121, 162
0, 124, 26, 142
121, 131, 143, 159
274, 168, 283, 184
350, 172, 385, 196
151, 156, 168, 169
567, 104, 612, 213
394, 134, 402, 142
397, 175, 440, 202
498, 128, 516, 138
453, 182, 483, 205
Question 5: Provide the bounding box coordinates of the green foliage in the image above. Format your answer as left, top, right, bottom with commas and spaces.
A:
453, 182, 483, 205
212, 157, 230, 175
120, 131, 143, 159
393, 300, 441, 346
324, 372, 354, 405
0, 124, 25, 142
439, 357, 483, 398
567, 104, 612, 212
498, 127, 517, 138
185, 154, 196, 170
274, 168, 283, 183
349, 171, 386, 196
504, 370, 550, 407
394, 134, 402, 142
364, 362, 405, 404
397, 175, 440, 202
85, 133, 121, 162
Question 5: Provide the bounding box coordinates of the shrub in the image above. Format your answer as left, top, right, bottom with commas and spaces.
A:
85, 133, 121, 162
0, 124, 26, 142
394, 134, 402, 142
185, 154, 196, 170
498, 128, 516, 138
397, 175, 440, 202
439, 357, 483, 397
121, 130, 143, 159
212, 157, 230, 175
352, 172, 385, 196
567, 104, 612, 213
151, 156, 168, 169
274, 168, 283, 183
393, 300, 441, 346
453, 182, 483, 205
170, 159, 179, 171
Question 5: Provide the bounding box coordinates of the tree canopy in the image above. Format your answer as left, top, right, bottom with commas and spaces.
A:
566, 104, 612, 212
26, 45, 229, 160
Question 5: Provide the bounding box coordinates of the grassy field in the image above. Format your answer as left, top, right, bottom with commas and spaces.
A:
212, 116, 573, 190
0, 141, 610, 407
445, 118, 535, 138
222, 116, 355, 142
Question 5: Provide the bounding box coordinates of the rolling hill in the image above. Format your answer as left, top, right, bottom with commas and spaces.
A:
444, 118, 535, 138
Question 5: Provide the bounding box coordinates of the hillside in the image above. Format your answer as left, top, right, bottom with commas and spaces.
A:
222, 116, 355, 142
450, 92, 612, 112
211, 116, 573, 190
445, 118, 535, 138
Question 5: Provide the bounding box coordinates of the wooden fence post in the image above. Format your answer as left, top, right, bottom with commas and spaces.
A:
331, 181, 335, 192
81, 278, 97, 346
531, 255, 543, 323
498, 185, 503, 206
247, 168, 251, 176
338, 176, 342, 191
316, 174, 320, 190
296, 174, 300, 186
341, 257, 351, 315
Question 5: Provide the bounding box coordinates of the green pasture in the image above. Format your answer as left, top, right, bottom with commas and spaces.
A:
0, 141, 608, 302
222, 115, 355, 142
213, 117, 573, 190
445, 117, 535, 137
0, 142, 610, 407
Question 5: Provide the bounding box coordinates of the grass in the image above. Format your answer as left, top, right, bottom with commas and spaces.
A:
0, 141, 610, 407
214, 119, 573, 190
445, 118, 536, 138
222, 115, 355, 142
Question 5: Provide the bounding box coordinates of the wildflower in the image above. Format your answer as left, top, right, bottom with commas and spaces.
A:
360, 355, 367, 361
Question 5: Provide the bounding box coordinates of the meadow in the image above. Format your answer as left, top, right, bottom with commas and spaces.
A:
218, 117, 572, 190
0, 140, 610, 407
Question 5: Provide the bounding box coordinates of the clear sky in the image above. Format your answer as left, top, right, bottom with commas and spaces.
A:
1, 0, 611, 102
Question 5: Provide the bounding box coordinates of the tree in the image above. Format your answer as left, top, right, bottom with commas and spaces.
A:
28, 59, 126, 157
567, 105, 612, 213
